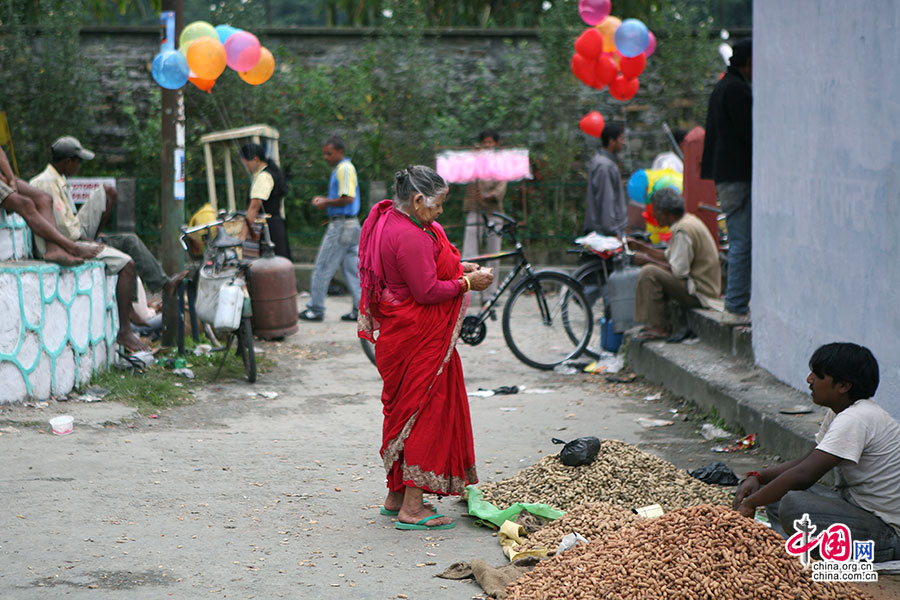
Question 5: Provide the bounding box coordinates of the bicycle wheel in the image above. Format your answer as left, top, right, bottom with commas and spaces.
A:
236, 316, 257, 383
572, 261, 610, 359
502, 271, 593, 370
360, 338, 377, 367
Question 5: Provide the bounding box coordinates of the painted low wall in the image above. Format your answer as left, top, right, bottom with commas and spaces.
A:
0, 214, 118, 403
753, 0, 900, 418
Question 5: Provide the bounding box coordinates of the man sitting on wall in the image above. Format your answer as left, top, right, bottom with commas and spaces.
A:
627, 187, 722, 340
0, 145, 100, 265
29, 136, 186, 353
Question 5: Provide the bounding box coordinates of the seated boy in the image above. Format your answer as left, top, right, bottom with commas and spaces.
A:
733, 342, 900, 562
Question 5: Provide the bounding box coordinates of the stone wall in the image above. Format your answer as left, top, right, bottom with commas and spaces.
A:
76, 26, 719, 175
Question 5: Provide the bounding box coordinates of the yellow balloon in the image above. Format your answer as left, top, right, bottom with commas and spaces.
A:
186, 36, 226, 80
180, 21, 218, 55
596, 16, 622, 53
238, 47, 274, 85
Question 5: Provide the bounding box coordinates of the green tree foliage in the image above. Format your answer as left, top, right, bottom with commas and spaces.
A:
0, 3, 101, 174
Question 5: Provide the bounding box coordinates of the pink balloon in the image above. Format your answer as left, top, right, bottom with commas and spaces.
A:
578, 0, 611, 27
644, 31, 657, 57
224, 31, 261, 72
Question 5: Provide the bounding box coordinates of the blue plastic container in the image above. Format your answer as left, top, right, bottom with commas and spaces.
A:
601, 317, 624, 353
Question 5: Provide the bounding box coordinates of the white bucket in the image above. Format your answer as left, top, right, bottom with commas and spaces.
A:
49, 415, 74, 436
213, 284, 243, 331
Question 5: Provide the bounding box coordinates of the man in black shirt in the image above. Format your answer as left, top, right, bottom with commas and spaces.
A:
701, 39, 752, 322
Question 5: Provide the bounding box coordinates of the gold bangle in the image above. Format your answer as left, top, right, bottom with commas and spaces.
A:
463, 276, 471, 293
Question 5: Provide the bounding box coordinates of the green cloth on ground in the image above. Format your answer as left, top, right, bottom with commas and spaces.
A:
465, 485, 564, 528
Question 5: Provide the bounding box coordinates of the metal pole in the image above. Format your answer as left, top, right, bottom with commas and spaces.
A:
161, 0, 184, 347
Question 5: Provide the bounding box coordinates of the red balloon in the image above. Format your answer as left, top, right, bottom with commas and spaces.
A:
574, 28, 604, 61
642, 203, 658, 226
620, 53, 646, 80
571, 53, 599, 88
579, 111, 606, 138
609, 75, 640, 101
594, 55, 618, 86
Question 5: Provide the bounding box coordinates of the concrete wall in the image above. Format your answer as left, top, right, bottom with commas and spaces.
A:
753, 1, 900, 418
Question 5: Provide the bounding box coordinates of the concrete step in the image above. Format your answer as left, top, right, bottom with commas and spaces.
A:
625, 335, 822, 462
686, 308, 754, 363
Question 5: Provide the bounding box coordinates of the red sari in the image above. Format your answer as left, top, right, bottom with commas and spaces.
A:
358, 200, 478, 495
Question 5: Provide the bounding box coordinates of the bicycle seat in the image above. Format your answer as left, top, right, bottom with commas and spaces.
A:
489, 211, 517, 225
209, 227, 243, 249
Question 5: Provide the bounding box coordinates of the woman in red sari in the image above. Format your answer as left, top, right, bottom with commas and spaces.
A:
358, 166, 493, 530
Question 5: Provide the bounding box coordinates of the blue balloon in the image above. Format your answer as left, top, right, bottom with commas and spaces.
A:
614, 18, 650, 58
151, 49, 189, 90
627, 169, 649, 204
215, 24, 241, 44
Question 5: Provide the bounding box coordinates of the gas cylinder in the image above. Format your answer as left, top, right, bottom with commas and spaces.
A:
248, 242, 299, 339
606, 256, 641, 334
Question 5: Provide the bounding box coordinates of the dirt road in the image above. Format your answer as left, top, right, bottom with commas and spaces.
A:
2, 296, 897, 599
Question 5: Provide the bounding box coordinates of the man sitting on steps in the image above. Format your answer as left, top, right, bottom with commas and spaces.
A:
29, 136, 187, 353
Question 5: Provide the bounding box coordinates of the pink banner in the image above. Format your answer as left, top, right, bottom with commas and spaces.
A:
436, 148, 532, 183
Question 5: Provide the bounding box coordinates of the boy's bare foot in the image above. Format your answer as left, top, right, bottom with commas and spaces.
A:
43, 247, 83, 266
163, 270, 189, 296
73, 241, 103, 259
117, 330, 150, 353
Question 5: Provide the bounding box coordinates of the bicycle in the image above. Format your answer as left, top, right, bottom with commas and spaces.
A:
179, 213, 261, 383
459, 212, 593, 370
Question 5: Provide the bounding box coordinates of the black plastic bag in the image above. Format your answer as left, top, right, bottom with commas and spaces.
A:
551, 437, 602, 467
689, 461, 739, 486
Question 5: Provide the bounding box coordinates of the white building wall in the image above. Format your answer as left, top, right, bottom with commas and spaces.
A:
753, 0, 900, 418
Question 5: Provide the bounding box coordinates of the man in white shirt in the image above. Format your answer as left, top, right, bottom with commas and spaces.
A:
733, 342, 900, 562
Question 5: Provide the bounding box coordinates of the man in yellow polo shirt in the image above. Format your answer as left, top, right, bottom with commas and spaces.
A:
299, 136, 361, 322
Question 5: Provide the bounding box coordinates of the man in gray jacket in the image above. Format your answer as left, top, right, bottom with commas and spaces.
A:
584, 122, 627, 237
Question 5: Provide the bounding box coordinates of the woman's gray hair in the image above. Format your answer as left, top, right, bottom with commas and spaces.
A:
393, 165, 448, 209
650, 186, 685, 218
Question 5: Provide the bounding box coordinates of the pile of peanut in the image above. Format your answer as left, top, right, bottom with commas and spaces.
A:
505, 505, 871, 600
479, 439, 731, 511
512, 502, 639, 555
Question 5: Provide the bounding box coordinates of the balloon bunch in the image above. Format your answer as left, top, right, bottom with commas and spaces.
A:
574, 1, 656, 137
151, 21, 275, 92
627, 168, 682, 244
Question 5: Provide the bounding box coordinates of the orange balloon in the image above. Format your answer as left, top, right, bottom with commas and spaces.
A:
186, 37, 226, 80
238, 46, 274, 85
189, 74, 216, 93
596, 16, 622, 53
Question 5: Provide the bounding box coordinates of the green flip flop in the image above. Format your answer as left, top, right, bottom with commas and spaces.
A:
395, 514, 455, 531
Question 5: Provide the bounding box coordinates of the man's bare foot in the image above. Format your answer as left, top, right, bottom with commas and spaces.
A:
73, 241, 102, 259
163, 270, 189, 296
117, 330, 150, 353
43, 247, 83, 266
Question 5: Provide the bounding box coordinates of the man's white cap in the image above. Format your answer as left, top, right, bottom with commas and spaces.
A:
51, 136, 95, 161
